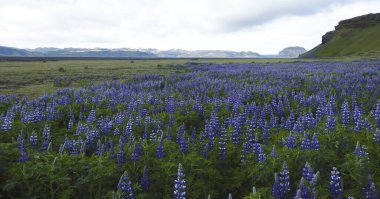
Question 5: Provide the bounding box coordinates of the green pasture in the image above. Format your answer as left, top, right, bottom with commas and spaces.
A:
0, 59, 302, 97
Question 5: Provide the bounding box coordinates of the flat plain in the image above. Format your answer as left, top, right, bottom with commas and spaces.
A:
0, 58, 302, 97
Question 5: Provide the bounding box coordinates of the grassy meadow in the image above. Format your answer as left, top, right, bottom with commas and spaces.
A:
0, 58, 304, 97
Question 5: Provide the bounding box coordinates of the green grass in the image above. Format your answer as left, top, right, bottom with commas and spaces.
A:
307, 24, 380, 58
0, 58, 306, 97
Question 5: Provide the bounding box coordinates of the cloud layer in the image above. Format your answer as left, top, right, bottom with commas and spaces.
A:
0, 0, 379, 54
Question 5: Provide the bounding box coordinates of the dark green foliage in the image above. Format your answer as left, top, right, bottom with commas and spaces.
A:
58, 67, 66, 72
0, 61, 379, 198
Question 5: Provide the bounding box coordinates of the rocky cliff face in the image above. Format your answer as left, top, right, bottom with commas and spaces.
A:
337, 13, 380, 29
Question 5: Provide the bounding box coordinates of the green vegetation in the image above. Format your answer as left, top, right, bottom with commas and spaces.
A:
317, 24, 380, 58
301, 14, 380, 59
0, 61, 379, 198
0, 59, 301, 97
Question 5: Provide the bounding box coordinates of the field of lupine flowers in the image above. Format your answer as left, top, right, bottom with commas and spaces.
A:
0, 61, 379, 199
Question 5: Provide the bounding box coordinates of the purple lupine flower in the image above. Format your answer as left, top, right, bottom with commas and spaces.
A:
117, 141, 126, 165
285, 132, 296, 149
41, 124, 50, 151
364, 182, 377, 199
173, 163, 186, 199
294, 189, 302, 199
17, 130, 25, 149
270, 115, 279, 132
114, 128, 120, 136
156, 140, 165, 158
253, 142, 262, 155
329, 95, 337, 114
218, 126, 227, 160
354, 106, 364, 132
166, 127, 172, 141
79, 141, 85, 154
179, 137, 188, 154
96, 139, 104, 156
72, 138, 82, 155
0, 116, 13, 131
311, 171, 319, 186
42, 124, 51, 140
301, 133, 311, 150
176, 124, 185, 144
353, 141, 368, 157
311, 133, 320, 150
309, 112, 317, 130
353, 141, 362, 156
241, 141, 250, 156
135, 140, 144, 156
210, 110, 220, 135
272, 173, 280, 198
118, 171, 134, 199
18, 139, 30, 163
270, 145, 278, 158
29, 131, 38, 148
75, 122, 83, 136
262, 121, 270, 142
109, 139, 116, 159
341, 101, 350, 127
168, 114, 175, 127
364, 119, 374, 131
330, 167, 342, 199
316, 103, 324, 122
70, 142, 78, 155
279, 162, 290, 198
374, 129, 380, 143
68, 118, 74, 133
59, 141, 66, 154
372, 100, 380, 128
257, 145, 266, 163
190, 128, 197, 148
130, 146, 139, 162
87, 108, 96, 123
101, 118, 113, 134
85, 128, 99, 148
302, 162, 314, 182
206, 121, 215, 149
140, 166, 150, 192
326, 115, 336, 131
295, 177, 313, 199
202, 144, 208, 158
292, 119, 304, 134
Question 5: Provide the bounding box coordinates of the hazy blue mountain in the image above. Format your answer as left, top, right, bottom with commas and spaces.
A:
0, 46, 37, 56
0, 46, 264, 58
31, 47, 61, 53
40, 48, 156, 57
0, 47, 156, 57
143, 49, 262, 58
278, 47, 306, 58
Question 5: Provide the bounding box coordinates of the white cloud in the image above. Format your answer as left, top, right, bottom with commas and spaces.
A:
0, 0, 379, 54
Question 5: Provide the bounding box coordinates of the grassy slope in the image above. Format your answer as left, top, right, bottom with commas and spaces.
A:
305, 24, 380, 58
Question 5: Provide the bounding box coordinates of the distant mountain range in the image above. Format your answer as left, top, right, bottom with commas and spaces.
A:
301, 13, 380, 58
0, 46, 304, 58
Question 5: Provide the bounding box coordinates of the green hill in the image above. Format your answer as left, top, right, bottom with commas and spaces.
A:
301, 13, 380, 58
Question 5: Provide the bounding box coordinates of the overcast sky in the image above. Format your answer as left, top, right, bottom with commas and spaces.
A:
0, 0, 379, 54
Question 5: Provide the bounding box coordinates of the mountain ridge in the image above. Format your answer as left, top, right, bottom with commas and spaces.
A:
0, 46, 264, 58
0, 46, 307, 58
